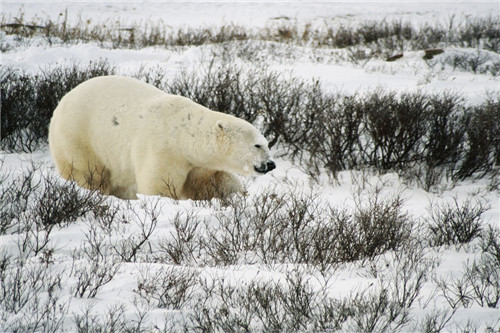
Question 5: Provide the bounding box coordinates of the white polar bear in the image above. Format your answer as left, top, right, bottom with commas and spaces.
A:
48, 76, 275, 200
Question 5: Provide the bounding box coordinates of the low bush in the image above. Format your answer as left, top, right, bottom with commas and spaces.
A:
429, 49, 500, 76
109, 199, 161, 262
2, 61, 498, 186
1, 158, 492, 330
454, 96, 500, 180
165, 62, 499, 183
416, 309, 456, 333
0, 161, 110, 235
71, 224, 122, 298
427, 197, 489, 247
0, 249, 67, 332
423, 94, 466, 170
156, 211, 203, 265
1, 61, 115, 152
135, 266, 198, 310
480, 226, 500, 266
154, 186, 412, 270
2, 12, 498, 53
175, 247, 436, 333
359, 91, 429, 170
459, 17, 500, 52
437, 252, 500, 310
464, 253, 500, 308
73, 303, 148, 333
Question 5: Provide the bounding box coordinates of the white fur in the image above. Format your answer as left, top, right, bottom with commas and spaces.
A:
48, 76, 273, 200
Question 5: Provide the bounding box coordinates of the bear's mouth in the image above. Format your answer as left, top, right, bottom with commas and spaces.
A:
254, 160, 276, 174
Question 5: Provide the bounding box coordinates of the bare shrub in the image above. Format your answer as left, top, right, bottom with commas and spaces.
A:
34, 171, 109, 228
2, 293, 68, 333
480, 226, 500, 265
0, 162, 35, 234
405, 93, 467, 190
349, 187, 413, 261
194, 184, 413, 269
342, 242, 436, 332
1, 161, 110, 241
454, 96, 500, 180
249, 273, 316, 332
72, 224, 121, 298
437, 253, 500, 310
189, 271, 321, 332
134, 266, 198, 310
186, 248, 436, 333
0, 160, 112, 273
0, 68, 38, 152
424, 94, 466, 170
432, 50, 500, 76
166, 61, 258, 125
1, 61, 115, 152
73, 302, 150, 333
92, 200, 124, 235
427, 197, 488, 247
416, 308, 456, 333
109, 199, 161, 262
252, 72, 322, 150
436, 275, 473, 309
168, 25, 249, 47
456, 320, 482, 333
200, 189, 338, 268
387, 241, 437, 310
436, 226, 500, 310
343, 287, 399, 332
459, 17, 500, 52
2, 58, 499, 185
464, 253, 500, 308
2, 12, 498, 53
200, 190, 282, 266
360, 91, 428, 170
305, 94, 363, 176
0, 249, 66, 332
156, 211, 203, 265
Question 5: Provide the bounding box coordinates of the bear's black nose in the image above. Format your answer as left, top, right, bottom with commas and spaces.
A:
254, 160, 276, 174
267, 161, 276, 172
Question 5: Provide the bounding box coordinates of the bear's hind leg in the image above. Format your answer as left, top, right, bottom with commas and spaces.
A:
56, 156, 112, 196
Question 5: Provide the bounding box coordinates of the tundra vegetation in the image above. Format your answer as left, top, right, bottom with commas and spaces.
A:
1, 11, 499, 332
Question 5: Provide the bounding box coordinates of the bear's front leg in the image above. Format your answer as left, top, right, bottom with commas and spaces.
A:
183, 168, 244, 200
135, 158, 190, 199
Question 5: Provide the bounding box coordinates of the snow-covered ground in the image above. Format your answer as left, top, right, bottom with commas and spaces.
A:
3, 1, 498, 30
1, 1, 499, 332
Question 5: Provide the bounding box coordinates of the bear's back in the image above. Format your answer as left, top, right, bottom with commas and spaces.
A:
65, 76, 164, 111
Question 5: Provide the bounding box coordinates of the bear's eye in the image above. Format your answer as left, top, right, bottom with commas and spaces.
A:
255, 144, 262, 149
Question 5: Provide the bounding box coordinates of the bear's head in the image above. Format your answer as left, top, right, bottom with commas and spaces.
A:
216, 119, 276, 176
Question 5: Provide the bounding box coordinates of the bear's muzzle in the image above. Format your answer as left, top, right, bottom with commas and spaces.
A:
254, 160, 276, 174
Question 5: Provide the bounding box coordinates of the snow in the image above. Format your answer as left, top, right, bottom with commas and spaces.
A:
2, 1, 498, 29
1, 1, 500, 332
3, 37, 498, 103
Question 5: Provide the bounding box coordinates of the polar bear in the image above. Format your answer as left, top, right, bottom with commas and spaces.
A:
48, 76, 275, 200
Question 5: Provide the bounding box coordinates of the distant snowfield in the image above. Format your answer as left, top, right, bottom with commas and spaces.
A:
1, 1, 499, 332
4, 39, 497, 102
3, 1, 498, 29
